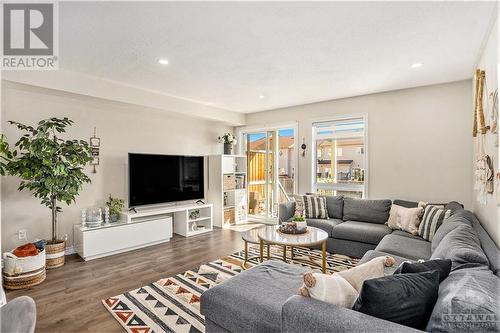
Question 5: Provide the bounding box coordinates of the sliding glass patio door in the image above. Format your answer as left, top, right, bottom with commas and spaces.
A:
243, 128, 296, 221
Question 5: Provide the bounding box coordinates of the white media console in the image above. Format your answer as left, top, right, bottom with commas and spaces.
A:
74, 203, 213, 261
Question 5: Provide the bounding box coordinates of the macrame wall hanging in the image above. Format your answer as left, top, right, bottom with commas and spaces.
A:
490, 89, 498, 147
473, 69, 494, 205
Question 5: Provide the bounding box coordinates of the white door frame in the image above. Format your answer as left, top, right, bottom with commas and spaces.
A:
236, 122, 299, 222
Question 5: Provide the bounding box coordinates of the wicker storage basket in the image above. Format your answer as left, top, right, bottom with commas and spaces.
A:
46, 241, 65, 269
3, 249, 46, 290
223, 175, 235, 190
224, 208, 235, 225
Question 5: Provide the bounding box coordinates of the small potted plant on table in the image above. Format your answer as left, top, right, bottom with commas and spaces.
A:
0, 118, 92, 269
292, 215, 307, 232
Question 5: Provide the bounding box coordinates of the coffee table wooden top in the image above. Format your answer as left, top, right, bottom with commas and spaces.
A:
254, 225, 328, 247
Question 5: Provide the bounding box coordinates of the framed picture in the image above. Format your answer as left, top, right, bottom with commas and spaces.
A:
91, 147, 100, 156
91, 157, 100, 165
90, 137, 101, 147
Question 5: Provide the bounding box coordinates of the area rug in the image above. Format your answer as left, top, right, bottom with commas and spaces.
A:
103, 245, 358, 333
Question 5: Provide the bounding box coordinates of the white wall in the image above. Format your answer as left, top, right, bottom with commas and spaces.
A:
1, 81, 232, 252
244, 80, 473, 207
472, 14, 499, 247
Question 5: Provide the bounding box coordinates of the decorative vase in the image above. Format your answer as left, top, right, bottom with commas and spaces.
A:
294, 221, 307, 231
110, 213, 119, 223
224, 143, 232, 155
46, 240, 65, 269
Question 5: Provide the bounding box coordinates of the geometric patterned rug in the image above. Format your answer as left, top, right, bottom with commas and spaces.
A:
103, 245, 359, 333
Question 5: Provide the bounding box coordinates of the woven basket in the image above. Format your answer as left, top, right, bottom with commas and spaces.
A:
3, 250, 46, 290
223, 175, 235, 190
46, 241, 65, 269
224, 208, 235, 225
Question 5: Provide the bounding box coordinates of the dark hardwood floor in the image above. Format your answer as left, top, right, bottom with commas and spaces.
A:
6, 228, 244, 333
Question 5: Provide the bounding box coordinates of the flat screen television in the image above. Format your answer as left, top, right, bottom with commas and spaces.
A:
128, 153, 204, 207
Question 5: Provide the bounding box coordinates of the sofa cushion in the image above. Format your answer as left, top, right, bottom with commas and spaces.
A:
394, 259, 452, 283
391, 230, 425, 240
359, 250, 414, 275
353, 271, 440, 330
306, 218, 343, 237
426, 267, 500, 332
418, 205, 451, 241
200, 261, 305, 333
431, 213, 472, 252
325, 195, 343, 219
332, 221, 392, 245
343, 198, 391, 224
431, 223, 489, 271
376, 234, 431, 261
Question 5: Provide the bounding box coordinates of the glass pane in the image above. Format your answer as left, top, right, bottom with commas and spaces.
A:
266, 131, 276, 218
277, 128, 295, 202
314, 118, 365, 197
247, 132, 267, 217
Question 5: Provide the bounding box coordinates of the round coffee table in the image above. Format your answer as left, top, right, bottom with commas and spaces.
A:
241, 226, 271, 268
258, 225, 329, 273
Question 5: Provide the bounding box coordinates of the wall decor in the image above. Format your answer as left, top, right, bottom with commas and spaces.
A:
490, 89, 498, 147
90, 127, 101, 173
301, 137, 307, 157
472, 69, 489, 137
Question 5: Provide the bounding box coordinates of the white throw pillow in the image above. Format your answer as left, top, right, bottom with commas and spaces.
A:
387, 204, 424, 235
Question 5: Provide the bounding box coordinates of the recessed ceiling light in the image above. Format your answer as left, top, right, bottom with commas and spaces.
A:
259, 95, 266, 99
158, 59, 169, 65
411, 63, 423, 68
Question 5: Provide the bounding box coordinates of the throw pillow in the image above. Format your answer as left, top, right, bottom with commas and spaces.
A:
352, 271, 440, 330
303, 195, 328, 219
386, 204, 424, 235
298, 256, 396, 308
292, 194, 305, 217
394, 259, 452, 282
418, 205, 451, 241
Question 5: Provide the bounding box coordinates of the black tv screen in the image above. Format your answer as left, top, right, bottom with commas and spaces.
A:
128, 153, 204, 207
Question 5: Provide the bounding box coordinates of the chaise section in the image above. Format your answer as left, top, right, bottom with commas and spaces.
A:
332, 221, 392, 245
390, 230, 424, 240
200, 261, 306, 333
376, 234, 431, 261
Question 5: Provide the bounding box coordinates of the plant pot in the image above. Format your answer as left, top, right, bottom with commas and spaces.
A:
294, 221, 307, 231
224, 143, 232, 155
46, 240, 65, 269
110, 213, 119, 223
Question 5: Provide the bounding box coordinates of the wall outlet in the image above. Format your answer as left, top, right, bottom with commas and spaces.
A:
18, 229, 27, 241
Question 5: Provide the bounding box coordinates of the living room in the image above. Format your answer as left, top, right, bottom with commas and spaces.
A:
0, 1, 498, 333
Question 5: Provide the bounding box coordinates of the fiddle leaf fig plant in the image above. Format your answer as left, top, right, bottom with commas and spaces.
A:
0, 118, 92, 243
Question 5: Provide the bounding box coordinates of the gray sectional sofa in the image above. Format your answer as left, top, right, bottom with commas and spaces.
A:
201, 197, 500, 333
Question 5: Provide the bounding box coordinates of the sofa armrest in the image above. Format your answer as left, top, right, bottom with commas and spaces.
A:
279, 201, 295, 222
282, 295, 421, 333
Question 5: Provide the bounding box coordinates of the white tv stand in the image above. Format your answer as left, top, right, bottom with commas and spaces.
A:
74, 203, 213, 261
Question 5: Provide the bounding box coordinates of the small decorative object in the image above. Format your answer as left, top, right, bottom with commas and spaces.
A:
106, 195, 124, 223
90, 127, 101, 173
103, 206, 110, 224
292, 215, 307, 231
0, 117, 92, 269
301, 137, 307, 157
81, 209, 87, 226
191, 221, 198, 232
86, 207, 103, 227
279, 218, 308, 235
218, 133, 237, 155
189, 209, 200, 220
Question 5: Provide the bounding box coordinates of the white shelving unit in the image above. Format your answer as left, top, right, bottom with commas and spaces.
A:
207, 154, 248, 227
173, 204, 213, 237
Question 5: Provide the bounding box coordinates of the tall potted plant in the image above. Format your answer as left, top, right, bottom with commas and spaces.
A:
0, 118, 92, 269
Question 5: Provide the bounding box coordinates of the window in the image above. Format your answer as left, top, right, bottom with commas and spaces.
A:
312, 116, 367, 198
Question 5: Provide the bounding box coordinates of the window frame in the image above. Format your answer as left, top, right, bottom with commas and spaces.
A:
310, 113, 369, 198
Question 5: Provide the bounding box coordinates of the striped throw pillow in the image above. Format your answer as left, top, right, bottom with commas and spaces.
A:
418, 205, 451, 241
303, 195, 328, 219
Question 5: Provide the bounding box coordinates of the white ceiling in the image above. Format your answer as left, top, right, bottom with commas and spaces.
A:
58, 1, 497, 113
